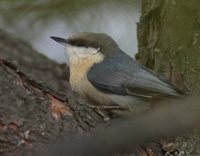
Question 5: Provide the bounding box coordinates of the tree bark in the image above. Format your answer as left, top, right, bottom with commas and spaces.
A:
0, 30, 108, 156
1, 0, 200, 155
137, 0, 200, 155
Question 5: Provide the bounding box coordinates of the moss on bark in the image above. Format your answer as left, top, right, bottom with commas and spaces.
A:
137, 0, 200, 155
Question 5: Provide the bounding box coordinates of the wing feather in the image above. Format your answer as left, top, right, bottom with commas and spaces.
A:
88, 52, 182, 98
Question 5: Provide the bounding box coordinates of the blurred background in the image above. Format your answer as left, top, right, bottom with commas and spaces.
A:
0, 0, 141, 63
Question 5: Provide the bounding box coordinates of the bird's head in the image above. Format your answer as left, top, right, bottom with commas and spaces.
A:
51, 32, 121, 64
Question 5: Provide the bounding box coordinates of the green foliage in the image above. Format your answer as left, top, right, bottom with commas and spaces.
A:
0, 0, 133, 24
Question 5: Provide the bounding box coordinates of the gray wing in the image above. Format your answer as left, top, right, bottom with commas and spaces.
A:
88, 52, 182, 98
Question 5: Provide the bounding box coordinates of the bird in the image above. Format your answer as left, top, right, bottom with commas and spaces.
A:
50, 32, 183, 114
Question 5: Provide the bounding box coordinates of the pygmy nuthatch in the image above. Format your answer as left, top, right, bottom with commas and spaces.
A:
51, 32, 182, 114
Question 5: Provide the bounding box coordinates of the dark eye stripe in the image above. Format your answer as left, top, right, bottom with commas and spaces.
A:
68, 39, 98, 49
68, 39, 86, 47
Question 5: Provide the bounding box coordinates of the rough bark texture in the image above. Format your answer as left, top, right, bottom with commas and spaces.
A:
137, 0, 200, 155
1, 1, 200, 155
0, 30, 108, 156
0, 29, 70, 92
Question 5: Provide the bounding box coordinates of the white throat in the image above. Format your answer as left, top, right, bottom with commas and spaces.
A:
65, 46, 102, 65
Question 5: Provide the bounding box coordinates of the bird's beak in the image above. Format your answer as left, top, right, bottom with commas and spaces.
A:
50, 36, 69, 46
